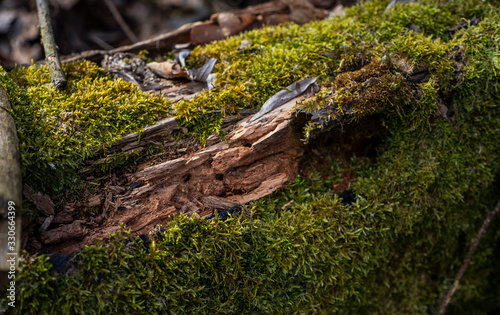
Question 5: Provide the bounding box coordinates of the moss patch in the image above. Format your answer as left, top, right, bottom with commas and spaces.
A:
174, 0, 466, 138
0, 61, 170, 193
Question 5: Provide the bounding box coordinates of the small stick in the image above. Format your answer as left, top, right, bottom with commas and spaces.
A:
438, 198, 500, 315
103, 0, 139, 43
36, 0, 67, 89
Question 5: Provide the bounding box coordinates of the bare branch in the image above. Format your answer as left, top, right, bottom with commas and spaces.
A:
37, 0, 67, 89
439, 199, 500, 315
103, 0, 139, 43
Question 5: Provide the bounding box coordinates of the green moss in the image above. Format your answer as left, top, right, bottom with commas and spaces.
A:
0, 61, 170, 193
1, 0, 500, 314
174, 0, 477, 140
300, 56, 413, 140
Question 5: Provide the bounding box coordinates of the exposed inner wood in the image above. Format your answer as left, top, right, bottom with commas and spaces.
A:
37, 95, 309, 254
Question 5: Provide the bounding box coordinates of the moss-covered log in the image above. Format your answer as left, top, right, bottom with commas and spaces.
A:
0, 0, 500, 313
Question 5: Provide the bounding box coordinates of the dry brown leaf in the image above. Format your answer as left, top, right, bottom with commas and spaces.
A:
147, 60, 188, 79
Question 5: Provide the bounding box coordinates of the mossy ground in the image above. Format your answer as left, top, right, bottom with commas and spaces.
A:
1, 0, 500, 313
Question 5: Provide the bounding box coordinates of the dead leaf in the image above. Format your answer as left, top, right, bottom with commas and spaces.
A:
193, 58, 217, 82
176, 50, 190, 68
249, 76, 319, 122
190, 13, 257, 44
147, 60, 188, 79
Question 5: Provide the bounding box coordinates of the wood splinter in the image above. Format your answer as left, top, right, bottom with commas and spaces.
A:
37, 0, 67, 89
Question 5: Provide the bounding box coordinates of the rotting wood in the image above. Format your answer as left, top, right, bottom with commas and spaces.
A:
117, 95, 308, 221
23, 184, 55, 216
202, 196, 240, 210
29, 53, 424, 255
0, 85, 22, 283
36, 0, 67, 88
79, 117, 182, 175
40, 220, 86, 245
28, 71, 387, 255
39, 94, 311, 254
109, 117, 181, 153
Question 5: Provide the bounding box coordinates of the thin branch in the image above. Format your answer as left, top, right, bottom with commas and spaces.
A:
103, 0, 139, 43
438, 198, 500, 315
36, 0, 67, 89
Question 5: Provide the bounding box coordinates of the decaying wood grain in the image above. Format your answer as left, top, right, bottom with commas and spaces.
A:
109, 117, 181, 153
40, 220, 86, 245
0, 86, 22, 276
202, 196, 239, 210
119, 95, 307, 214
23, 184, 55, 215
79, 117, 183, 175
41, 94, 311, 254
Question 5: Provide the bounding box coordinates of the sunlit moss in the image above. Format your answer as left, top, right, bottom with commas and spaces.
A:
0, 60, 170, 193
175, 0, 468, 140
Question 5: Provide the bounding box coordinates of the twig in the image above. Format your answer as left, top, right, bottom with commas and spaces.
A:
88, 33, 114, 50
438, 198, 500, 315
36, 0, 67, 89
103, 0, 139, 43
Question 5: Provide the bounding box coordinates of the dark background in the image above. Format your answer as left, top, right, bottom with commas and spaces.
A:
0, 0, 355, 68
